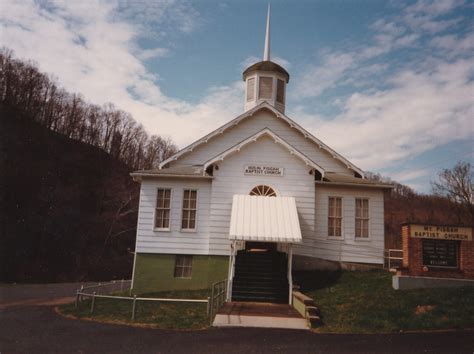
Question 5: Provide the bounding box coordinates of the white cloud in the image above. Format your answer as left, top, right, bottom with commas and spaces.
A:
292, 58, 474, 170
0, 0, 240, 147
137, 47, 169, 60
0, 0, 472, 184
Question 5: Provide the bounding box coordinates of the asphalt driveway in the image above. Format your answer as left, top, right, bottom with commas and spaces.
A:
0, 283, 473, 353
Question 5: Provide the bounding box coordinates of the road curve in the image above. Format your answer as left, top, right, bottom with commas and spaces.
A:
0, 283, 472, 353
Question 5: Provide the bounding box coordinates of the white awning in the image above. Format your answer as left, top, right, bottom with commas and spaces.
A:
229, 195, 302, 243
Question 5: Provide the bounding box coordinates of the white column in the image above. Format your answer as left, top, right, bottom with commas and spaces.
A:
226, 240, 236, 301
288, 243, 293, 305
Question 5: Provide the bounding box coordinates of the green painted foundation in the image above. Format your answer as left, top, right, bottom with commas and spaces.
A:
132, 253, 229, 294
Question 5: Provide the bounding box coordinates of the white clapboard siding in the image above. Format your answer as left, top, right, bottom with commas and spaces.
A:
207, 135, 315, 255
135, 178, 212, 255
173, 110, 352, 175
293, 185, 385, 264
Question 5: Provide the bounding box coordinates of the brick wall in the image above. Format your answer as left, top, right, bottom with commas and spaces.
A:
400, 224, 474, 280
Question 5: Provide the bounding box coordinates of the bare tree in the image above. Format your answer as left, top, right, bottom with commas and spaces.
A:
432, 161, 473, 224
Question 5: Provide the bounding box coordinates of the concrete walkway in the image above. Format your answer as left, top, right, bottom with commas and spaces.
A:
213, 302, 308, 329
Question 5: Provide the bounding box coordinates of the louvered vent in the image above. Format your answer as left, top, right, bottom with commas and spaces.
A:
259, 77, 273, 99
246, 78, 255, 102
276, 79, 285, 103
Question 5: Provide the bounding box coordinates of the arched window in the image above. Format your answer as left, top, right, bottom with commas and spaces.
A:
249, 185, 277, 197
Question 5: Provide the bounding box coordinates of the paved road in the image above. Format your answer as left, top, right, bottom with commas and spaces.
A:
0, 283, 473, 353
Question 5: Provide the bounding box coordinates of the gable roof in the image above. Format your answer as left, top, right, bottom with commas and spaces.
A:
203, 128, 325, 175
159, 102, 364, 177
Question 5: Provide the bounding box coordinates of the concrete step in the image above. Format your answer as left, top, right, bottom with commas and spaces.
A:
213, 313, 308, 330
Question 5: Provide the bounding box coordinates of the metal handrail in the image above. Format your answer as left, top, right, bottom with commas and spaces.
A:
209, 279, 228, 325
75, 281, 212, 322
384, 249, 403, 270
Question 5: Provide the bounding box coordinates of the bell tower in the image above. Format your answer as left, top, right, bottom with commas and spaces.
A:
243, 4, 290, 113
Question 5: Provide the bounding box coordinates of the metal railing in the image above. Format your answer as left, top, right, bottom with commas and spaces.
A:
384, 249, 403, 270
79, 279, 132, 295
75, 279, 228, 323
209, 279, 228, 325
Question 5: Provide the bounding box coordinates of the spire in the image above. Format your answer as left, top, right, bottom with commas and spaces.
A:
263, 3, 271, 61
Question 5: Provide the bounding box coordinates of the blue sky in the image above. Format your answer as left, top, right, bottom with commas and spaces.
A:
1, 0, 473, 192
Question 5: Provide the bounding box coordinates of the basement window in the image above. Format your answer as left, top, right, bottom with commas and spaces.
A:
174, 255, 193, 278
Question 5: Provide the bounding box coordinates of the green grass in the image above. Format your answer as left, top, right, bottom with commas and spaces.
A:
59, 289, 210, 330
297, 270, 474, 333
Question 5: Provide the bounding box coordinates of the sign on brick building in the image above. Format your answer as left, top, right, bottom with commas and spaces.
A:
393, 223, 474, 290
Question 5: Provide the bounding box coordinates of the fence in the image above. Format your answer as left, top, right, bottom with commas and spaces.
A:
75, 279, 228, 323
384, 249, 403, 270
208, 279, 228, 325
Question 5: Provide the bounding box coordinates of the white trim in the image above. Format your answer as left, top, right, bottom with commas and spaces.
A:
354, 197, 371, 241
327, 196, 344, 240
180, 188, 198, 232
153, 187, 173, 232
202, 128, 326, 176
158, 102, 364, 177
247, 184, 280, 197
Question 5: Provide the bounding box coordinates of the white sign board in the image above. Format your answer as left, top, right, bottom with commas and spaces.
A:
244, 165, 283, 176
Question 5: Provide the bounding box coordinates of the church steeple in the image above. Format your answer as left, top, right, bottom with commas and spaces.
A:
263, 3, 271, 61
243, 3, 289, 113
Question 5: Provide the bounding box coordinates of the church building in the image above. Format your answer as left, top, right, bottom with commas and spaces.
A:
130, 7, 392, 303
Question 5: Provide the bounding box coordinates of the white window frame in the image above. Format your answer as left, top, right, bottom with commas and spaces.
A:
328, 196, 344, 239
355, 198, 371, 240
174, 255, 193, 278
154, 188, 172, 231
181, 189, 198, 232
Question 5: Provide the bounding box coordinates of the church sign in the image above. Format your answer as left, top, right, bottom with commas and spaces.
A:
422, 239, 459, 268
244, 165, 283, 176
410, 224, 472, 241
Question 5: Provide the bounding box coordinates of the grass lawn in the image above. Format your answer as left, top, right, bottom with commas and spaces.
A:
58, 289, 210, 330
296, 270, 474, 333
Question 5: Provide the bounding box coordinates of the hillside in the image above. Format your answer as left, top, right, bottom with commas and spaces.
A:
0, 105, 138, 282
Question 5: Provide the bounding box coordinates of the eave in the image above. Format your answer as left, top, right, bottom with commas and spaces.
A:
158, 102, 364, 177
314, 180, 394, 189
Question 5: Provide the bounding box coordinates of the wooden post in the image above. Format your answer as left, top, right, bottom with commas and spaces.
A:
206, 296, 211, 317
120, 279, 124, 292
90, 292, 96, 314
79, 285, 84, 302
75, 290, 80, 308
131, 295, 137, 321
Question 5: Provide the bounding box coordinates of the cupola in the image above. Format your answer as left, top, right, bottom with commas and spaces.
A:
243, 4, 290, 113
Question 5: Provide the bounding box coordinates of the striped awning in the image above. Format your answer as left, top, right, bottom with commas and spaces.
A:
229, 195, 302, 243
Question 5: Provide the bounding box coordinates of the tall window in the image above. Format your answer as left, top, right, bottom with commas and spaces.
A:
355, 198, 369, 238
182, 190, 197, 230
246, 77, 255, 101
328, 197, 342, 237
276, 79, 285, 103
155, 188, 171, 229
259, 76, 273, 99
174, 255, 193, 278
